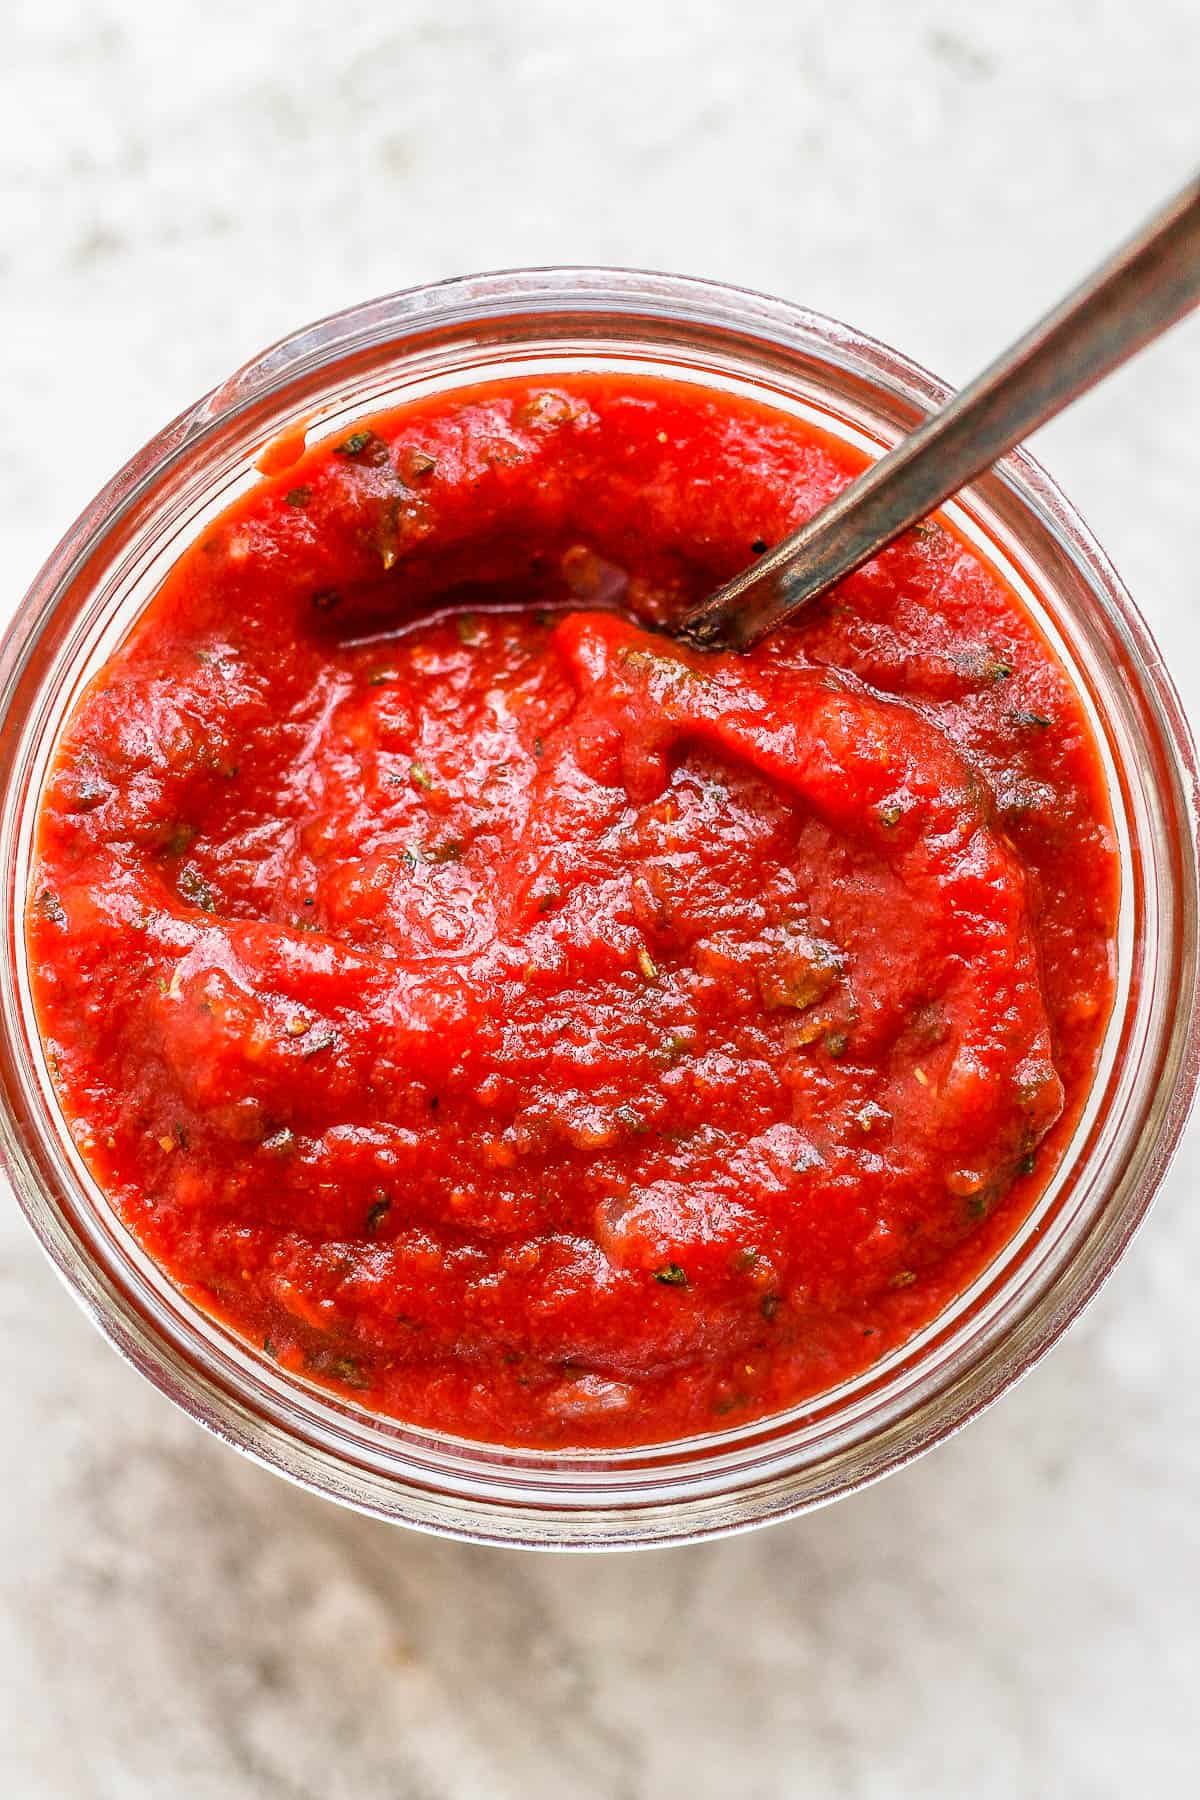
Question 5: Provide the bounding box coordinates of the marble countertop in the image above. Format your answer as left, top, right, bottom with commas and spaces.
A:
2, 3, 1198, 1793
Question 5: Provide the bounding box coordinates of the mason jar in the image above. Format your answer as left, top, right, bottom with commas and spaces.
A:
1, 269, 1196, 1547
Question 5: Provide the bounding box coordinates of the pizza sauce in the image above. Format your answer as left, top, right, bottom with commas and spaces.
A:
27, 374, 1117, 1444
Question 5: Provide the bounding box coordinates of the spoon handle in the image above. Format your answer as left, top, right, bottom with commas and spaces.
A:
682, 171, 1200, 651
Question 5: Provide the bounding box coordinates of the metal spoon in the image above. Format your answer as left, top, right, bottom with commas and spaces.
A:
679, 170, 1200, 652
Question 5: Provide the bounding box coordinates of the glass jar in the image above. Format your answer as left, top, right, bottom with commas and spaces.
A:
1, 269, 1197, 1549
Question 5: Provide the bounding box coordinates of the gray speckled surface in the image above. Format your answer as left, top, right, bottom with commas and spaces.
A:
2, 4, 1199, 1794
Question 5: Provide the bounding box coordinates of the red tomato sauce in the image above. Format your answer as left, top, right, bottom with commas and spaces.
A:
28, 375, 1117, 1445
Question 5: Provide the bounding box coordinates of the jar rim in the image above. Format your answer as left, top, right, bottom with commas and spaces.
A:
2, 267, 1198, 1549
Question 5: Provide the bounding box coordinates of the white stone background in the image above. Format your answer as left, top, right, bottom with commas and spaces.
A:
2, 2, 1199, 1794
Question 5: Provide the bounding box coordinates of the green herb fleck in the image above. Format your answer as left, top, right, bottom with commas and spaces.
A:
199, 747, 239, 780
637, 947, 659, 981
758, 931, 839, 1012
38, 889, 67, 929
878, 800, 903, 829
954, 646, 1014, 685
824, 1030, 848, 1058
178, 865, 215, 912
409, 762, 434, 791
1019, 1150, 1037, 1176
161, 822, 197, 857
262, 1127, 296, 1157
454, 613, 482, 645
910, 1000, 948, 1047
285, 485, 312, 507
326, 1355, 370, 1390
365, 1195, 391, 1234
654, 1262, 688, 1287
426, 839, 463, 865
69, 766, 109, 811
652, 1031, 692, 1068
333, 429, 374, 458
733, 1245, 759, 1273
1011, 710, 1051, 731
760, 1293, 782, 1321
403, 447, 438, 480
614, 1104, 649, 1135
